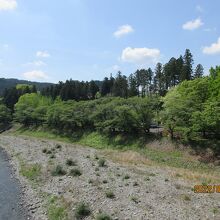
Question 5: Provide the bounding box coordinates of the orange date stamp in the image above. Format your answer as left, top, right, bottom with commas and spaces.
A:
194, 185, 220, 193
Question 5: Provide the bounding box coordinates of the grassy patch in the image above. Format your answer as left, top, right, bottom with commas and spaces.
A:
13, 127, 220, 179
51, 165, 66, 176
47, 195, 68, 220
20, 163, 41, 182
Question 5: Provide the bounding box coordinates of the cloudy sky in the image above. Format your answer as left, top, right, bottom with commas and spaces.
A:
0, 0, 220, 82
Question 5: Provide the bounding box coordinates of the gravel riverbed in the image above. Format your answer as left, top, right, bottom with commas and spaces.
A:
0, 134, 220, 220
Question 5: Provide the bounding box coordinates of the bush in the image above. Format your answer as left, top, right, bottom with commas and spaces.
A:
98, 158, 106, 167
46, 150, 52, 154
42, 148, 47, 153
69, 168, 82, 177
51, 165, 66, 176
123, 174, 130, 180
96, 213, 112, 220
105, 191, 115, 199
50, 154, 56, 159
75, 202, 91, 219
56, 144, 62, 149
66, 159, 76, 166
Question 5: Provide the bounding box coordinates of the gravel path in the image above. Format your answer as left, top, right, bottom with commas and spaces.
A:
0, 134, 220, 220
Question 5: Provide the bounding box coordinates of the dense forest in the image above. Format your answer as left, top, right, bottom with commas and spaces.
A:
0, 49, 219, 154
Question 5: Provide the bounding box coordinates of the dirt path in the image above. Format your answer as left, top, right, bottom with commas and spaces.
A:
0, 148, 27, 220
0, 134, 220, 220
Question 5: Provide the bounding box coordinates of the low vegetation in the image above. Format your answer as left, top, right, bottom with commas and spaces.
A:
69, 168, 82, 177
98, 158, 106, 167
20, 162, 41, 182
51, 165, 66, 176
96, 213, 112, 220
105, 190, 115, 199
47, 196, 67, 220
75, 202, 91, 219
66, 158, 76, 166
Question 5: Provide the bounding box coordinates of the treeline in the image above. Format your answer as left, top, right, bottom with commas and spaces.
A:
2, 84, 37, 111
12, 66, 219, 142
14, 94, 160, 134
41, 49, 204, 101
0, 78, 52, 95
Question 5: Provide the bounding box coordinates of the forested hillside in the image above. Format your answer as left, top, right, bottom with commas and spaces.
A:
0, 50, 219, 158
0, 78, 53, 95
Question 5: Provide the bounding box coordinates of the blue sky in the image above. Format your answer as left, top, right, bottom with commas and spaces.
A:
0, 0, 220, 83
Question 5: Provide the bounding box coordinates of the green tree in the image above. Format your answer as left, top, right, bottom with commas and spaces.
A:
112, 72, 128, 98
89, 80, 99, 99
194, 64, 204, 78
181, 49, 194, 81
0, 104, 11, 130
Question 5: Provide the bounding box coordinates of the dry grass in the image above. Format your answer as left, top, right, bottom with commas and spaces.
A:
102, 150, 152, 166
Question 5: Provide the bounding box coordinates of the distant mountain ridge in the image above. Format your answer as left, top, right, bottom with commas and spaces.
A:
0, 78, 53, 95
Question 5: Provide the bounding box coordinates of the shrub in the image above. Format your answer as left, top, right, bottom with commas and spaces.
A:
42, 148, 47, 153
46, 150, 52, 154
66, 159, 76, 166
105, 191, 115, 199
50, 154, 56, 159
123, 174, 130, 180
69, 168, 82, 177
56, 144, 62, 149
98, 158, 106, 167
51, 165, 66, 176
96, 213, 112, 220
75, 202, 91, 219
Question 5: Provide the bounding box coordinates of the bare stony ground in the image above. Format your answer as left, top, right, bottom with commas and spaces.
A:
0, 134, 220, 220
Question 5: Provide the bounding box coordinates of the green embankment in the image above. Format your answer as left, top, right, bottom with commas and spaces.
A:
13, 127, 219, 176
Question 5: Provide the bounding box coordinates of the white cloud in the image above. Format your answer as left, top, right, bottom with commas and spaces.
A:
121, 47, 160, 65
203, 37, 220, 55
23, 70, 48, 80
24, 60, 46, 67
196, 5, 203, 12
182, 18, 203, 30
36, 51, 50, 58
113, 25, 134, 38
0, 0, 17, 11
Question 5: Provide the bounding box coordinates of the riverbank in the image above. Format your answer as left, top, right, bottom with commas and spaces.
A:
0, 143, 47, 220
1, 133, 220, 219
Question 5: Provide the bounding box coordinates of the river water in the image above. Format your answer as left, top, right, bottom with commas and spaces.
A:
0, 148, 26, 220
